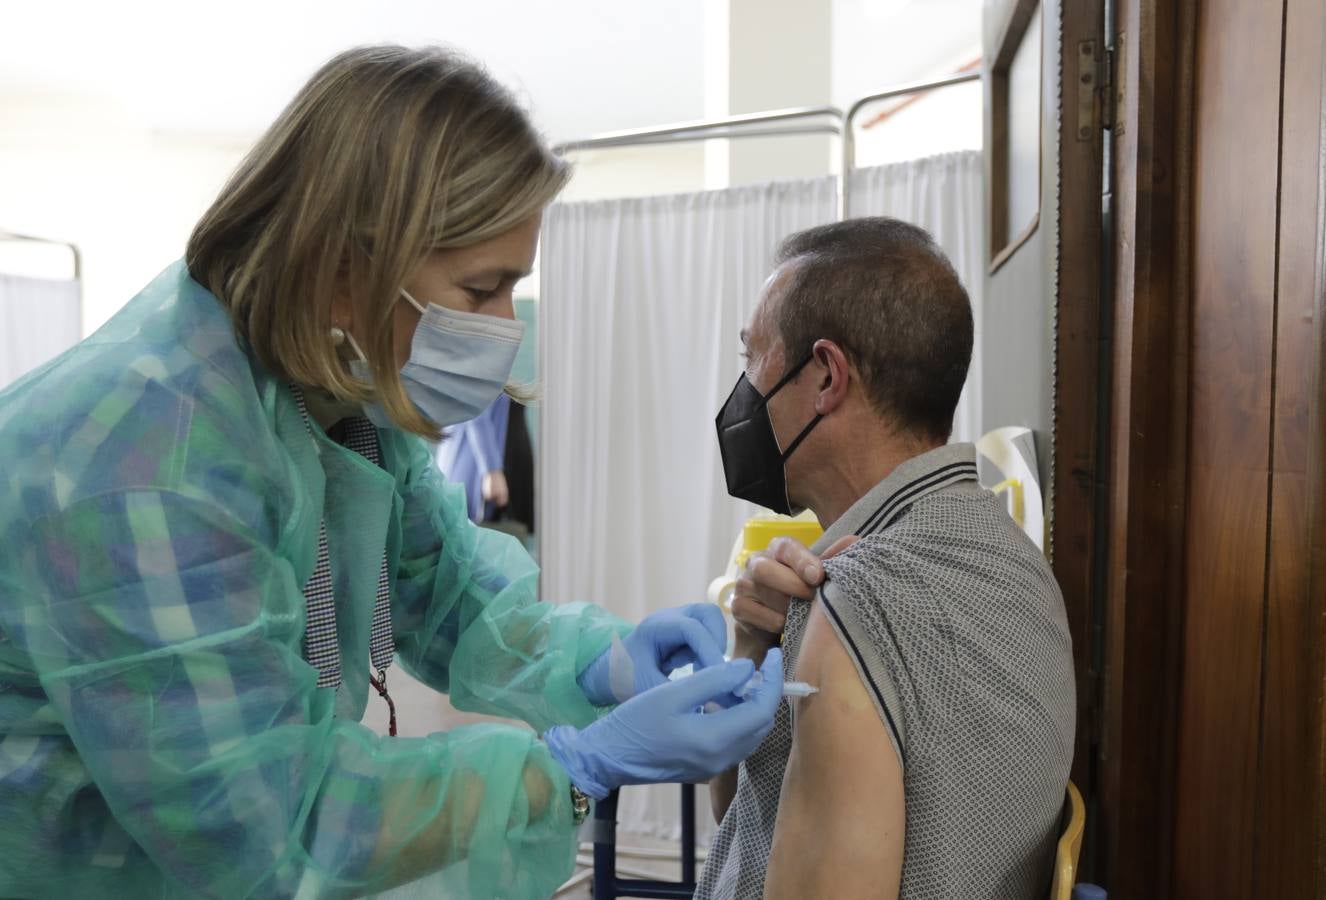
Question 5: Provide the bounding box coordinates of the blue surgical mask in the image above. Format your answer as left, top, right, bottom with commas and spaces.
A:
349, 289, 525, 429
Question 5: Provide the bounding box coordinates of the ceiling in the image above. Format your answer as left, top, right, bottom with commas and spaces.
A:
0, 0, 707, 142
0, 0, 981, 144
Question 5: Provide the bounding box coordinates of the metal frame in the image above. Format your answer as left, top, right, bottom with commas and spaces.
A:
0, 228, 84, 333
553, 105, 844, 155
840, 70, 982, 217
554, 73, 981, 220
0, 228, 82, 281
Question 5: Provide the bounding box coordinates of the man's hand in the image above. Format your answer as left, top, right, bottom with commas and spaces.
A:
714, 533, 862, 824
729, 535, 860, 654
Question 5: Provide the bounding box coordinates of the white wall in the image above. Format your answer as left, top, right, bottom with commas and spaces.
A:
0, 2, 987, 333
833, 0, 983, 168
725, 0, 834, 186
0, 91, 705, 323
558, 145, 707, 202
0, 1, 713, 333
555, 0, 986, 197
0, 90, 249, 334
831, 0, 982, 103
852, 79, 984, 167
0, 1, 708, 148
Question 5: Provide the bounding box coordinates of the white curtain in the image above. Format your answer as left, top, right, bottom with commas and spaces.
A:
849, 150, 985, 443
0, 274, 81, 389
537, 151, 983, 839
539, 177, 836, 838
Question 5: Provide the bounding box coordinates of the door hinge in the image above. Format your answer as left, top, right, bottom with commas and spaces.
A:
1076, 33, 1124, 140
1106, 33, 1125, 134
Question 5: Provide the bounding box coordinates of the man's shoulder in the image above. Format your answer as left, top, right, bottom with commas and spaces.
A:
820, 486, 1061, 616
859, 482, 1049, 562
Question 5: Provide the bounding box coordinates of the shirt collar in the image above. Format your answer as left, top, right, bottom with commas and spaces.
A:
811, 442, 979, 552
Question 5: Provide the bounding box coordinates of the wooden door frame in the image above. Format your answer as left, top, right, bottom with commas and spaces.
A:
1314, 60, 1326, 889
1098, 0, 1197, 893
1046, 0, 1107, 855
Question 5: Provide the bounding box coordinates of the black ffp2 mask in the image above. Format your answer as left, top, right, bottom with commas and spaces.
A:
714, 354, 823, 515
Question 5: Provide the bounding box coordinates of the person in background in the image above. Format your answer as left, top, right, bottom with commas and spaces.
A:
498, 397, 537, 537
437, 392, 515, 524
437, 389, 537, 548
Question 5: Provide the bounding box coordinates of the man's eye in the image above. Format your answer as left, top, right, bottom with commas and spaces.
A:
467, 287, 498, 302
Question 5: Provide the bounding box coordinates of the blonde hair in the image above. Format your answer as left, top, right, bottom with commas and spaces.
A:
187, 44, 569, 439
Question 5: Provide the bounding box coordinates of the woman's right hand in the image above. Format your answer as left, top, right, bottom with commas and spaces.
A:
544, 650, 783, 799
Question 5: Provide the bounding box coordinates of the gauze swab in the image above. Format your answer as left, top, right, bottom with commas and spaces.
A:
607, 632, 636, 703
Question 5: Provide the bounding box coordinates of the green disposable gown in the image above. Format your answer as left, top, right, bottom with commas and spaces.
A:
0, 262, 627, 898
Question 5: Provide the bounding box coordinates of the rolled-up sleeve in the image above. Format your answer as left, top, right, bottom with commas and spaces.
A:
389, 436, 630, 733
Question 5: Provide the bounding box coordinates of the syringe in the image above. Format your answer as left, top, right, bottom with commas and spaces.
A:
685, 667, 821, 711
737, 669, 820, 698
740, 670, 818, 698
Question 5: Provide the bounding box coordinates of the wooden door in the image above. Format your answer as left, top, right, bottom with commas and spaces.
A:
1106, 0, 1326, 896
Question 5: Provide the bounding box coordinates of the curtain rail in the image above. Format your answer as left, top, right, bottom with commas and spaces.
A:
841, 71, 981, 217
553, 71, 982, 219
552, 106, 843, 155
557, 122, 841, 152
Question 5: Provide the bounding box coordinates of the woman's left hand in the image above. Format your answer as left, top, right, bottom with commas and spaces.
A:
578, 603, 728, 706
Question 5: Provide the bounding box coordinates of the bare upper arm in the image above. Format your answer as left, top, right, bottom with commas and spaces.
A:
763, 598, 904, 900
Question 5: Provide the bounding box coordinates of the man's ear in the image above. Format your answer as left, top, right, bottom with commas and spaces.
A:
812, 339, 852, 415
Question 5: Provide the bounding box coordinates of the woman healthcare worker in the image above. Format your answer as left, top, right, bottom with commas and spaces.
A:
0, 45, 787, 899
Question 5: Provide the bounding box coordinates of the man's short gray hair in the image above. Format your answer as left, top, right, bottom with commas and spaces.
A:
773, 217, 974, 443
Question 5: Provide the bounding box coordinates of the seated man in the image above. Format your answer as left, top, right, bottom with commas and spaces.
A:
699, 218, 1075, 900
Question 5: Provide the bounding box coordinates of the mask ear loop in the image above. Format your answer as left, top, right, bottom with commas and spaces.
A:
400, 288, 428, 315
779, 413, 824, 462
761, 352, 825, 516
762, 353, 816, 400
341, 288, 422, 371
761, 352, 823, 460
342, 330, 369, 364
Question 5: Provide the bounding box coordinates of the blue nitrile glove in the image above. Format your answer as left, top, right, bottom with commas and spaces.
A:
548, 649, 783, 799
577, 602, 729, 706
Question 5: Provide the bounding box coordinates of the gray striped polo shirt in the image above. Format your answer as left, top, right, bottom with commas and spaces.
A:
696, 443, 1075, 900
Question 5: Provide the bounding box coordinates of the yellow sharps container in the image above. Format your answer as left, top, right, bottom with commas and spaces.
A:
707, 510, 824, 611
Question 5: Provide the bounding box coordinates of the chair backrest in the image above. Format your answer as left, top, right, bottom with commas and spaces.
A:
1049, 780, 1086, 900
